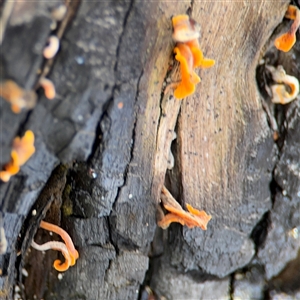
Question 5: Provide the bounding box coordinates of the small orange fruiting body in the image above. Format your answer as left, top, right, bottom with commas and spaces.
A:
31, 240, 73, 272
39, 77, 56, 100
171, 14, 215, 99
173, 44, 199, 99
0, 80, 37, 113
284, 4, 298, 20
0, 130, 35, 182
32, 220, 79, 272
158, 186, 212, 230
274, 33, 296, 53
274, 5, 300, 52
40, 220, 79, 266
185, 39, 215, 69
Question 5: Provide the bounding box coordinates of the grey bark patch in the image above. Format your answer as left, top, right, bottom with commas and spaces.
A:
151, 258, 229, 300
1, 15, 52, 87
2, 0, 299, 298
274, 102, 300, 197
169, 126, 275, 278
0, 106, 25, 165
233, 266, 265, 299
0, 133, 58, 215
53, 245, 116, 299
110, 197, 156, 250
258, 102, 300, 280
65, 217, 110, 247
91, 83, 139, 216
2, 213, 23, 254
52, 246, 148, 300
183, 226, 255, 278
257, 194, 300, 281
0, 213, 23, 299
105, 251, 148, 288
105, 0, 158, 252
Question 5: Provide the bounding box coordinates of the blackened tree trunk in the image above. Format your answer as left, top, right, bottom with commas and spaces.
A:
1, 0, 300, 299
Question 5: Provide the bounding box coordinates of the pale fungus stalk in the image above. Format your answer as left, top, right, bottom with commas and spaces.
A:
40, 221, 79, 265
31, 220, 79, 272
31, 240, 72, 272
266, 65, 299, 104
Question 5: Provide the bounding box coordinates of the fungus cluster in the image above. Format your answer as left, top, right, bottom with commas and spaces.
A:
266, 65, 299, 104
158, 186, 212, 230
0, 1, 76, 273
0, 80, 37, 113
275, 5, 300, 52
156, 15, 213, 231
0, 16, 59, 114
172, 15, 215, 99
0, 77, 55, 113
31, 220, 79, 272
0, 130, 35, 182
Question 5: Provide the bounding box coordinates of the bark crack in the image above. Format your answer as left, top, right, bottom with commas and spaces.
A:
229, 273, 235, 300
116, 68, 144, 195
190, 0, 195, 14
88, 0, 135, 161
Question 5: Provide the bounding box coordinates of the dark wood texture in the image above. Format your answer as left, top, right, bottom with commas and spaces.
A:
1, 0, 300, 299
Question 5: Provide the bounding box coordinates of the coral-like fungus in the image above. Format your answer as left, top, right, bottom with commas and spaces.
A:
0, 130, 35, 182
171, 14, 215, 99
0, 80, 37, 113
157, 186, 212, 230
185, 39, 215, 69
266, 65, 299, 104
31, 220, 79, 272
274, 5, 300, 52
173, 44, 200, 99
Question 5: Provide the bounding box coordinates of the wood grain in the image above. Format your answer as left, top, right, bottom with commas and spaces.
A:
151, 0, 290, 278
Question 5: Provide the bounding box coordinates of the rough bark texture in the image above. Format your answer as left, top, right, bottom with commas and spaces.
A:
1, 0, 300, 299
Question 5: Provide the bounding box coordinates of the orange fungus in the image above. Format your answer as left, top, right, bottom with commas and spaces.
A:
274, 5, 300, 52
0, 130, 35, 182
171, 15, 215, 99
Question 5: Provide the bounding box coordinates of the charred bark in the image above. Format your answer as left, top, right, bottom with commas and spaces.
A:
0, 0, 300, 299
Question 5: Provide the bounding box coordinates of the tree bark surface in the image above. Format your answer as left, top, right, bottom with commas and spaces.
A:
1, 0, 300, 299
